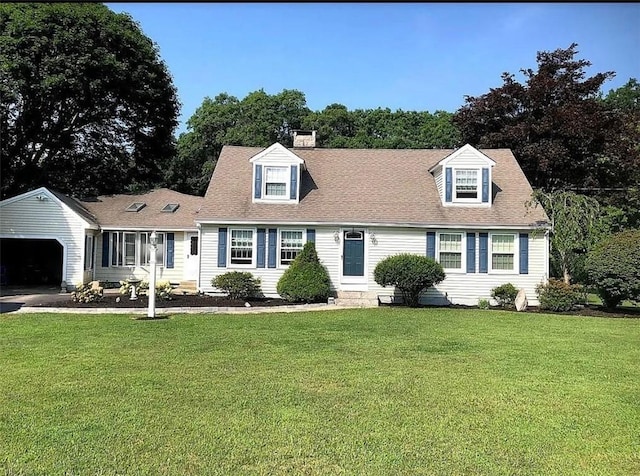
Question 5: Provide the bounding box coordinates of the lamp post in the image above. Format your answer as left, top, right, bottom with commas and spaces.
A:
148, 231, 157, 318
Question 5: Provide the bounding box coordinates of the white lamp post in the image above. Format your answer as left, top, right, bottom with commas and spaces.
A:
148, 231, 157, 318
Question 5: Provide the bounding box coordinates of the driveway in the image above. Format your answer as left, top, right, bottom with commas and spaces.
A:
0, 285, 71, 313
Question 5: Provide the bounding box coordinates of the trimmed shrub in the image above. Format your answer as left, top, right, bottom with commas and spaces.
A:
72, 282, 103, 303
536, 278, 585, 312
585, 229, 640, 309
491, 283, 519, 309
277, 242, 331, 303
374, 254, 445, 307
212, 271, 262, 300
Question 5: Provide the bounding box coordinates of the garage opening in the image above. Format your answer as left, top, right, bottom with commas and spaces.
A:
0, 238, 63, 286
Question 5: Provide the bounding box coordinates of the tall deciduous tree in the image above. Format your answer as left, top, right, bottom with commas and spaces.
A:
527, 190, 605, 284
0, 3, 179, 199
453, 44, 631, 194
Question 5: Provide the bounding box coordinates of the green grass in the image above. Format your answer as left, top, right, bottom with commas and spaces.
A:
1, 308, 639, 475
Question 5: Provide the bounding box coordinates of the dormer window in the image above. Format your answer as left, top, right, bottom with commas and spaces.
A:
455, 169, 479, 200
250, 142, 305, 204
264, 166, 288, 198
429, 144, 496, 207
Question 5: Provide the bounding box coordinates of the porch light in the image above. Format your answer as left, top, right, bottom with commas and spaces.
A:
370, 232, 377, 245
333, 231, 340, 243
148, 231, 157, 318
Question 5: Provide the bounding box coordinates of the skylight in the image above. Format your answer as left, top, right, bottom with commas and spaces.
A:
126, 202, 146, 212
161, 203, 180, 213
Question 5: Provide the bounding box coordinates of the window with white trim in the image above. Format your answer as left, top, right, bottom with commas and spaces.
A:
139, 232, 165, 266
280, 230, 304, 266
455, 169, 478, 200
110, 231, 165, 267
84, 235, 94, 270
439, 233, 463, 269
230, 229, 254, 265
123, 232, 136, 266
264, 166, 288, 198
491, 234, 515, 271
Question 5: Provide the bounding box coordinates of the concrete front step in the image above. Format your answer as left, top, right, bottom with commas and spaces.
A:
171, 281, 198, 295
335, 291, 379, 308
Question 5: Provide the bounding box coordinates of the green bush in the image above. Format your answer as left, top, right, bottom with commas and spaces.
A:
491, 283, 519, 309
536, 278, 585, 312
72, 282, 103, 303
212, 271, 262, 300
478, 298, 490, 310
584, 229, 640, 309
276, 242, 331, 303
374, 254, 445, 307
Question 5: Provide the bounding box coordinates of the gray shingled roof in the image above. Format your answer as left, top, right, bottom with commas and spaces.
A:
80, 188, 204, 229
198, 145, 549, 227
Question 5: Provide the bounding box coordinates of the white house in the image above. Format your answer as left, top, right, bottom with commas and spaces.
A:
1, 132, 550, 305
196, 132, 550, 306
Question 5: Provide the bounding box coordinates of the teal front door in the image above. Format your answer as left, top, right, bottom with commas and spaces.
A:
343, 230, 365, 276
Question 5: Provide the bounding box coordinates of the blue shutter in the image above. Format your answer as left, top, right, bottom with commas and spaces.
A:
466, 233, 476, 273
519, 233, 529, 274
101, 231, 110, 267
290, 165, 298, 200
217, 228, 227, 267
166, 233, 174, 268
268, 228, 277, 268
306, 228, 315, 243
254, 164, 262, 199
482, 168, 490, 203
479, 233, 488, 273
445, 167, 452, 202
257, 228, 266, 268
426, 231, 436, 259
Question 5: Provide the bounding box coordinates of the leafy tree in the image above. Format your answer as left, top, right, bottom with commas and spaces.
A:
0, 3, 179, 199
526, 190, 604, 284
276, 242, 331, 303
373, 254, 445, 307
585, 230, 640, 309
453, 44, 632, 195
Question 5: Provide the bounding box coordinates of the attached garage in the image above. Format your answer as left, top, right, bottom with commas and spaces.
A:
0, 238, 63, 285
0, 187, 99, 289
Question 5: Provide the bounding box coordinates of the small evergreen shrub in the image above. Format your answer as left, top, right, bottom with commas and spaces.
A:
536, 278, 585, 312
585, 229, 640, 309
491, 283, 519, 309
212, 271, 262, 300
72, 282, 103, 303
478, 298, 490, 310
277, 242, 331, 303
373, 254, 445, 307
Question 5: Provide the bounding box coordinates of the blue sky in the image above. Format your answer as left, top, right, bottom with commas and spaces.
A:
107, 3, 640, 135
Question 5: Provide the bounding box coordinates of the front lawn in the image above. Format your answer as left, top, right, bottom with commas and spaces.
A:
1, 308, 638, 475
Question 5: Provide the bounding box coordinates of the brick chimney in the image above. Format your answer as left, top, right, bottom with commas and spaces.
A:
292, 130, 316, 148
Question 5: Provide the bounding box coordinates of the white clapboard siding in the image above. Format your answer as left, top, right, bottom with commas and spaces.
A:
200, 225, 341, 297
0, 190, 90, 285
433, 167, 444, 199
199, 224, 548, 304
447, 148, 492, 168
94, 231, 186, 284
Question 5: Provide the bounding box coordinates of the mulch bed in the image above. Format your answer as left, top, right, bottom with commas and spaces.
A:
34, 293, 294, 309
